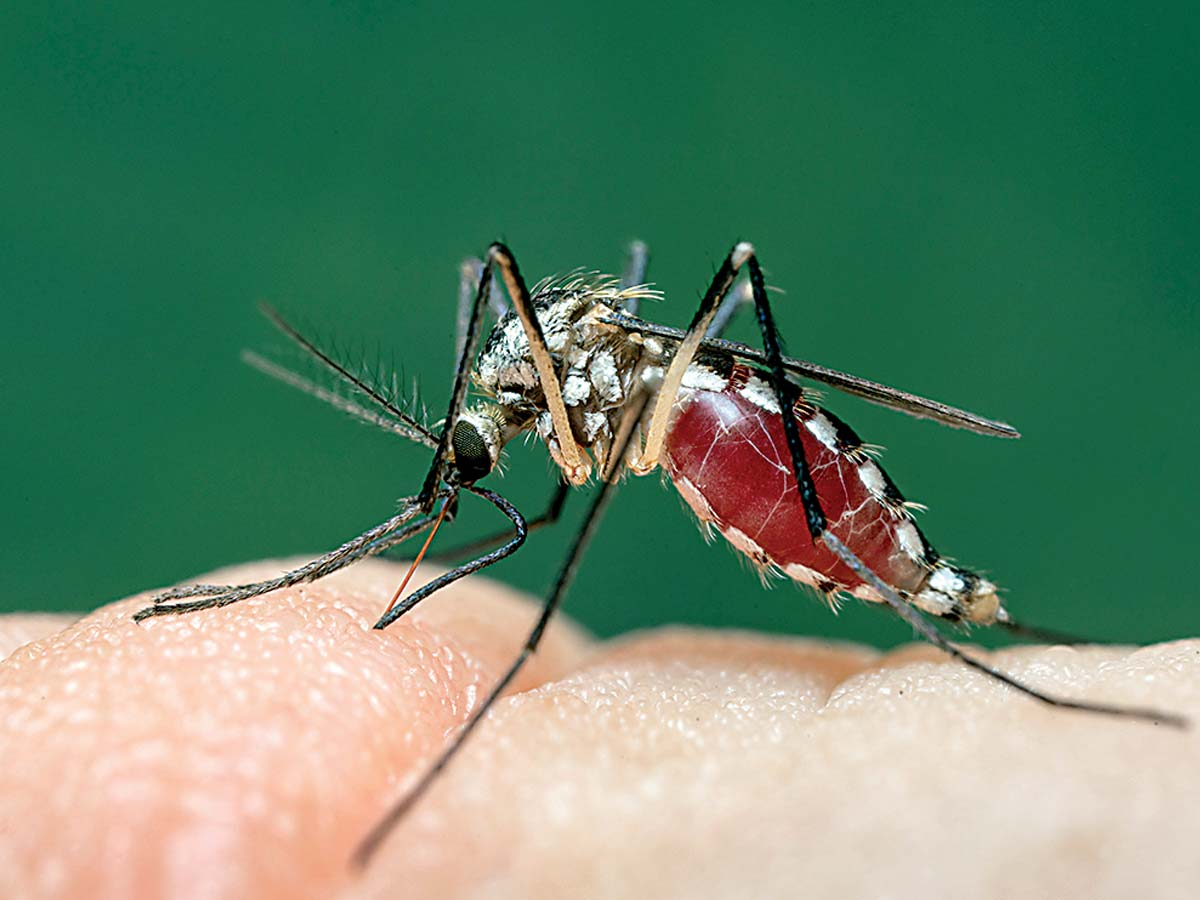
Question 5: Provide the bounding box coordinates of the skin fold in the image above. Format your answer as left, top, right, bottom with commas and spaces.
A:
0, 559, 1196, 900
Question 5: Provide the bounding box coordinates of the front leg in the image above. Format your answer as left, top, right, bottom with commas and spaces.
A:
487, 243, 590, 484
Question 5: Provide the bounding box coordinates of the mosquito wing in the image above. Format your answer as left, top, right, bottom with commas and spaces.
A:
602, 313, 1019, 439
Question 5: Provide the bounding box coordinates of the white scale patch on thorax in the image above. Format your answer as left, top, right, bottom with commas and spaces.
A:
582, 411, 608, 441
476, 316, 539, 391
588, 350, 623, 404
562, 371, 591, 406
476, 292, 588, 394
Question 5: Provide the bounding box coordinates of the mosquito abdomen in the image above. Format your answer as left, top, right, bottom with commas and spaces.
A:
662, 361, 998, 623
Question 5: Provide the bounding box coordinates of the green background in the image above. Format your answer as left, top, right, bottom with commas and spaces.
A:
3, 3, 1196, 650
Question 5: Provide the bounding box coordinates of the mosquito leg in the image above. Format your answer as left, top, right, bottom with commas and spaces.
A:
993, 615, 1096, 646
729, 243, 1186, 728
144, 493, 435, 601
635, 242, 753, 471
426, 480, 569, 563
354, 393, 647, 869
620, 240, 650, 305
372, 485, 528, 630
454, 258, 508, 375
823, 534, 1185, 727
706, 278, 753, 340
419, 251, 498, 507
488, 242, 589, 484
134, 497, 441, 621
453, 260, 481, 378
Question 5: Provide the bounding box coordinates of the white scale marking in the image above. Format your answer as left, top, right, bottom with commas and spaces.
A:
857, 460, 886, 497
928, 565, 965, 595
895, 521, 925, 562
805, 412, 839, 451
681, 365, 727, 394
588, 350, 623, 404
562, 371, 591, 406
738, 379, 782, 413
583, 411, 608, 441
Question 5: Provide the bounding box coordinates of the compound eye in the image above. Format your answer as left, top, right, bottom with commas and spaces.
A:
451, 420, 492, 483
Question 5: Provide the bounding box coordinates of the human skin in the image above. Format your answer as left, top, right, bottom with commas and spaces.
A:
0, 559, 1196, 900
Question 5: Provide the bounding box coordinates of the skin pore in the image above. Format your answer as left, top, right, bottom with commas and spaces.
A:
1, 558, 1196, 900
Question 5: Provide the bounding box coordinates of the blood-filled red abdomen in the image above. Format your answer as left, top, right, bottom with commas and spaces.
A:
662, 377, 929, 596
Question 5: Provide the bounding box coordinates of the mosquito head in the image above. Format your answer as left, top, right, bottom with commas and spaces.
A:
450, 406, 510, 484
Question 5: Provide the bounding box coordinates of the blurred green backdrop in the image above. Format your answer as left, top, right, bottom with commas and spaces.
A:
2, 2, 1196, 650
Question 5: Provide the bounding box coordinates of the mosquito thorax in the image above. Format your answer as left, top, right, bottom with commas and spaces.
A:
473, 277, 661, 482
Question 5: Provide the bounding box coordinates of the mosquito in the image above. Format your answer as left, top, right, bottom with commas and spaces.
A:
134, 239, 1186, 867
